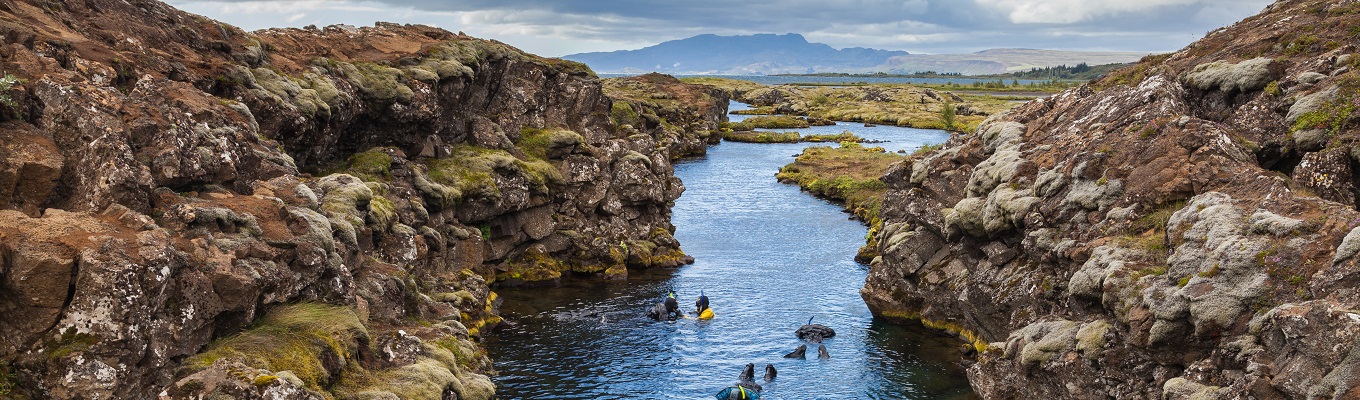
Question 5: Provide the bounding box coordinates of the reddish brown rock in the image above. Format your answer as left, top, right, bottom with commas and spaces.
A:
0, 0, 724, 398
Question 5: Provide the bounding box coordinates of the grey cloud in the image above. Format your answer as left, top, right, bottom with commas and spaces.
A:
178, 0, 1274, 55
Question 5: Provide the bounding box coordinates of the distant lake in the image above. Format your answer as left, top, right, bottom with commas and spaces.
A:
599, 73, 1053, 86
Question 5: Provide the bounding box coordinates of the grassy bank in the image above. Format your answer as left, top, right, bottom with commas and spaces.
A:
721, 130, 865, 144
775, 143, 904, 261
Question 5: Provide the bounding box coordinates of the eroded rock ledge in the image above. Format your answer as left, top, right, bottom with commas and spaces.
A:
0, 0, 725, 398
864, 0, 1360, 398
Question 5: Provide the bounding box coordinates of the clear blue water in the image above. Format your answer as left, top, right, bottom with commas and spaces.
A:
483, 103, 969, 399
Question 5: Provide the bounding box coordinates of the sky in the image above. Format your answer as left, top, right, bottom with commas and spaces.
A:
165, 0, 1275, 58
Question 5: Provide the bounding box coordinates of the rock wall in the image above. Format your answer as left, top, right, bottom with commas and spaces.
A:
864, 0, 1360, 398
0, 0, 725, 398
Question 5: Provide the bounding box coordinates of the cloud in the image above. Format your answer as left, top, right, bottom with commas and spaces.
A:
167, 0, 1273, 57
971, 0, 1266, 24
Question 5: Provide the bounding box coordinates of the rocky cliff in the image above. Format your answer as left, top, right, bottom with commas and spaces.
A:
0, 0, 724, 398
863, 0, 1360, 398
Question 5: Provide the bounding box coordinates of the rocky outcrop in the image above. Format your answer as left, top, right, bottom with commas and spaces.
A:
863, 0, 1360, 398
603, 72, 729, 159
0, 0, 723, 398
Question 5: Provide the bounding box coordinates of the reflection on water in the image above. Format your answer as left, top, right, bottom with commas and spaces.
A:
484, 104, 971, 399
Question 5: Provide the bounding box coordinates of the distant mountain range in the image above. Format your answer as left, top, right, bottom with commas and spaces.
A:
563, 33, 907, 75
562, 33, 1149, 76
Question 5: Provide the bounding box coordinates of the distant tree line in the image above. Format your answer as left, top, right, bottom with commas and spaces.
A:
1005, 62, 1130, 80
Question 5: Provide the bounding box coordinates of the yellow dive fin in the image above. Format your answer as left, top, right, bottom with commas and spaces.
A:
698, 308, 714, 320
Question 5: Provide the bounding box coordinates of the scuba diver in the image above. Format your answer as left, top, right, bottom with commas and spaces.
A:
665, 291, 680, 316
648, 291, 682, 321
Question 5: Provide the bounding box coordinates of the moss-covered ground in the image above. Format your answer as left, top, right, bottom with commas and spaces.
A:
776, 143, 902, 260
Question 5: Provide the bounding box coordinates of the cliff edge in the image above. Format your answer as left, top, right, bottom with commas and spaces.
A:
865, 0, 1360, 398
0, 0, 725, 398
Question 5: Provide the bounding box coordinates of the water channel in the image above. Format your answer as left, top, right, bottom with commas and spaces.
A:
483, 103, 974, 399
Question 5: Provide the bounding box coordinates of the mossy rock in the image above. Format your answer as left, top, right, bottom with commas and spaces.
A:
518, 128, 583, 160
341, 148, 395, 182
425, 145, 563, 202
185, 303, 368, 392
335, 61, 415, 103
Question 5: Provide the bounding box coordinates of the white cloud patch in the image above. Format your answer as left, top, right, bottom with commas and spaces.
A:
976, 0, 1204, 24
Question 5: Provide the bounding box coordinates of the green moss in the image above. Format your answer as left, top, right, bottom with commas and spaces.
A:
425, 145, 561, 202
496, 248, 564, 283
251, 375, 279, 387
0, 361, 13, 397
518, 128, 583, 160
878, 310, 990, 353
336, 61, 415, 103
343, 148, 395, 182
804, 131, 863, 143
731, 115, 810, 131
776, 145, 900, 228
1264, 81, 1282, 96
368, 196, 397, 228
185, 303, 368, 391
722, 130, 802, 143
611, 102, 639, 127
46, 328, 98, 360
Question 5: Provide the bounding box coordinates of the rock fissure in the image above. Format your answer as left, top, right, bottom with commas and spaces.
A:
0, 1, 726, 398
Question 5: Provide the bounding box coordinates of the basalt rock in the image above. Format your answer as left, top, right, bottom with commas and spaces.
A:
863, 0, 1360, 398
0, 0, 723, 398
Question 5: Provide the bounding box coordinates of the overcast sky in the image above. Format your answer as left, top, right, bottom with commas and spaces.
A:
166, 0, 1274, 57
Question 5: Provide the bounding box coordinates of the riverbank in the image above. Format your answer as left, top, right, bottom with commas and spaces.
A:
776, 143, 906, 261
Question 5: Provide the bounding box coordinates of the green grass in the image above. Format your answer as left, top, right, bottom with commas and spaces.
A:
731, 115, 810, 130
722, 130, 801, 143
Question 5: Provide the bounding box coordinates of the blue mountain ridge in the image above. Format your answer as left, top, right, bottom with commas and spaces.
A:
562, 33, 908, 75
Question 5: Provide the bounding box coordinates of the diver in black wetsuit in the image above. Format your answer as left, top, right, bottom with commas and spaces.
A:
665, 291, 679, 317
648, 291, 682, 321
